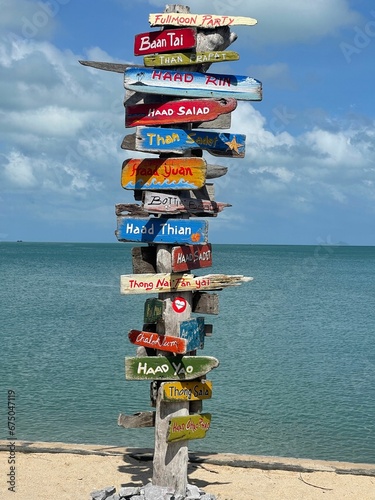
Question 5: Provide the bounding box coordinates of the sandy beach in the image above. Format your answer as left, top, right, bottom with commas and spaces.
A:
1, 441, 375, 499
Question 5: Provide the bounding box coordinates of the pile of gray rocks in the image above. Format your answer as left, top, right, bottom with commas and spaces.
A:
90, 482, 217, 500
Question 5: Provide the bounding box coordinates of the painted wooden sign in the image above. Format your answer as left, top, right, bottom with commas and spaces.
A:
149, 13, 257, 28
172, 244, 212, 272
134, 28, 196, 56
128, 330, 186, 354
171, 297, 187, 314
144, 297, 164, 323
161, 381, 213, 402
125, 98, 236, 128
180, 317, 205, 352
120, 273, 253, 295
167, 413, 212, 443
143, 50, 239, 67
116, 218, 208, 245
125, 127, 246, 158
124, 90, 232, 130
124, 68, 262, 101
121, 158, 207, 190
142, 191, 231, 216
125, 355, 219, 380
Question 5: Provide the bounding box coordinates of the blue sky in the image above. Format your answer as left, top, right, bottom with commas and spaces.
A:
1, 0, 374, 244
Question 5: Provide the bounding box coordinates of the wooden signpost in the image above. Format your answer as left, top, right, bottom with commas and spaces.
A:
116, 218, 209, 245
122, 127, 246, 157
167, 413, 212, 442
125, 355, 219, 380
144, 50, 239, 67
134, 28, 196, 56
125, 97, 237, 128
124, 67, 262, 101
161, 380, 213, 402
121, 157, 207, 190
80, 4, 258, 497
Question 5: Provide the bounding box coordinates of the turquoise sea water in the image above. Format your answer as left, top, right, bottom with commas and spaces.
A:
1, 242, 374, 463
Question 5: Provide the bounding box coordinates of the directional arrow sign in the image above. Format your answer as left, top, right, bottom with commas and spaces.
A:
124, 127, 246, 157
167, 413, 212, 443
125, 356, 219, 380
124, 68, 262, 101
144, 50, 239, 67
125, 98, 236, 128
161, 381, 213, 402
134, 28, 196, 56
142, 190, 231, 217
116, 218, 208, 245
149, 13, 257, 28
128, 330, 187, 354
120, 273, 253, 294
121, 157, 207, 190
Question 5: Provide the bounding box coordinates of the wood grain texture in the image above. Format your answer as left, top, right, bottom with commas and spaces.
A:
118, 411, 155, 428
142, 190, 230, 217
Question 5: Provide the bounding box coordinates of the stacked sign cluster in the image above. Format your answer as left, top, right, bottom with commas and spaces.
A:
115, 8, 260, 460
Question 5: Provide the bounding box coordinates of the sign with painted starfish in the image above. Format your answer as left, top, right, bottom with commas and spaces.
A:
124, 127, 246, 157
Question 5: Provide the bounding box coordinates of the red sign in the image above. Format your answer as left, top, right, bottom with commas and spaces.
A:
172, 244, 212, 272
125, 98, 236, 128
172, 297, 188, 314
128, 330, 187, 354
134, 28, 196, 56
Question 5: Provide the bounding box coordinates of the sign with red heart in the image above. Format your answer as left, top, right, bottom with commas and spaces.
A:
172, 296, 188, 313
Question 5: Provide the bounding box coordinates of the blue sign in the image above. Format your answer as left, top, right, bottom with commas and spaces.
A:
116, 217, 208, 245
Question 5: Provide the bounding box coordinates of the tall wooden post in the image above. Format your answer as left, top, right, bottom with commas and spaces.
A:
81, 3, 260, 498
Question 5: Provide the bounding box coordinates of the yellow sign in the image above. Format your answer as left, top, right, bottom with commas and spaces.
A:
162, 381, 213, 401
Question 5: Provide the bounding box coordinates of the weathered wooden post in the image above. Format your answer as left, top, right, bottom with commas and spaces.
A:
81, 4, 261, 498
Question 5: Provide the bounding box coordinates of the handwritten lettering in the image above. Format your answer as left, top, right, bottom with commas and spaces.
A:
151, 14, 235, 28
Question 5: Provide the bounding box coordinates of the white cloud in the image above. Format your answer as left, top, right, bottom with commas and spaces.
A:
210, 101, 375, 218
145, 0, 361, 45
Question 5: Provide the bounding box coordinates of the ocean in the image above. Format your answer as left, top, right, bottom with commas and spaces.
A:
1, 242, 374, 464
